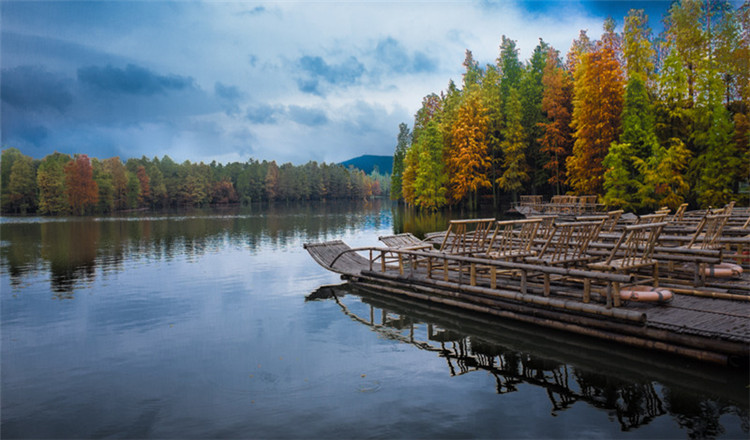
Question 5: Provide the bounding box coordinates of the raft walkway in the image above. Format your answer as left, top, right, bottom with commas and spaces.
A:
304, 240, 750, 365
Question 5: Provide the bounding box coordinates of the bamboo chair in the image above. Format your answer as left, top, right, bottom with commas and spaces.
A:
525, 219, 606, 296
588, 222, 668, 308
672, 203, 689, 222
577, 195, 598, 214
519, 195, 543, 210
378, 233, 434, 271
536, 216, 557, 241
635, 212, 669, 225
439, 218, 496, 255
723, 201, 736, 216
484, 218, 543, 260
685, 213, 730, 250
665, 213, 731, 285
577, 210, 623, 233
379, 233, 431, 250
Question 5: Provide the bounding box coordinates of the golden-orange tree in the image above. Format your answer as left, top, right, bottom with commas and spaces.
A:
447, 89, 490, 209
64, 154, 99, 215
539, 46, 574, 195
567, 18, 624, 196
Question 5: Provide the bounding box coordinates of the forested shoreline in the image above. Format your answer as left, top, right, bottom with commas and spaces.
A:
0, 149, 389, 215
390, 0, 749, 212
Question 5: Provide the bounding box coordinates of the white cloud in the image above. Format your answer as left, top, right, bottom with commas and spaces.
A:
1, 1, 658, 165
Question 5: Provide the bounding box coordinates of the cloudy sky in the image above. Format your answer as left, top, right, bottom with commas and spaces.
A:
2, 1, 675, 166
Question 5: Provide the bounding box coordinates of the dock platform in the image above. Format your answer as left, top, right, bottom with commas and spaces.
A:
304, 240, 750, 366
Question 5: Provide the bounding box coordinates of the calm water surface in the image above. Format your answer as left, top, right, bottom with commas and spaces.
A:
1, 201, 748, 439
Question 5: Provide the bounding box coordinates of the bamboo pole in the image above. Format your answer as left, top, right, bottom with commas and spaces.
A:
352, 278, 729, 365
351, 273, 748, 357
364, 269, 645, 323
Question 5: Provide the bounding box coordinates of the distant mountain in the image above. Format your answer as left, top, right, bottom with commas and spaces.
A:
340, 155, 393, 175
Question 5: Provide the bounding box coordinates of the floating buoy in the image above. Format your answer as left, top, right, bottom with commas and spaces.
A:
704, 262, 744, 278
619, 286, 674, 303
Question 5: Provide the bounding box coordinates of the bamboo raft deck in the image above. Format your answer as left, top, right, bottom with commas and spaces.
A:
304, 239, 750, 366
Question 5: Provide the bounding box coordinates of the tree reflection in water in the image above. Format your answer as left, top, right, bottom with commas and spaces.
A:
307, 283, 749, 437
1, 201, 389, 297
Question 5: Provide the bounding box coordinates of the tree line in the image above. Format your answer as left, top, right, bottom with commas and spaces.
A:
390, 0, 749, 211
0, 149, 390, 215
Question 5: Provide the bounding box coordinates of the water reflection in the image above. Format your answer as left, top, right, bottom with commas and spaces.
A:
308, 283, 749, 438
390, 204, 514, 239
1, 201, 390, 296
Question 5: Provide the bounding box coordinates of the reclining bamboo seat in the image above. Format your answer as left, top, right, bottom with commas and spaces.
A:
484, 218, 543, 260
588, 221, 667, 307
525, 219, 606, 296
439, 218, 496, 255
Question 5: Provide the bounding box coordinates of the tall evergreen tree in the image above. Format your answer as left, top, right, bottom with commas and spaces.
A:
498, 88, 528, 201
6, 154, 37, 214
519, 39, 550, 194
390, 123, 411, 201
414, 120, 448, 210
481, 64, 503, 206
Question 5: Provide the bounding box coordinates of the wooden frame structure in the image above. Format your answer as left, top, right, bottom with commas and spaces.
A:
525, 219, 605, 297
439, 218, 496, 254
588, 222, 668, 307
484, 218, 543, 261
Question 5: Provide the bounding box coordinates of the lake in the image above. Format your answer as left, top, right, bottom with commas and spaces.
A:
1, 200, 748, 439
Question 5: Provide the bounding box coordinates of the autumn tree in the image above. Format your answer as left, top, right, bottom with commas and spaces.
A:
211, 179, 239, 204
539, 47, 574, 195
567, 19, 625, 196
604, 10, 659, 210
135, 165, 151, 208
448, 89, 491, 209
37, 152, 71, 215
64, 154, 99, 215
401, 144, 418, 205
265, 161, 280, 201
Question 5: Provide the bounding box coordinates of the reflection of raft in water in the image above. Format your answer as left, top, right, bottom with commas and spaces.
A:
304, 236, 750, 366
306, 282, 749, 430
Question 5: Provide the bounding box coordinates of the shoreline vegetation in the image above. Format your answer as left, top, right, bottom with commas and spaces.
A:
389, 2, 749, 212
0, 149, 391, 216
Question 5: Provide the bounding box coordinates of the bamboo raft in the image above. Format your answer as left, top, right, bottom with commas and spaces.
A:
307, 283, 748, 416
304, 207, 750, 366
